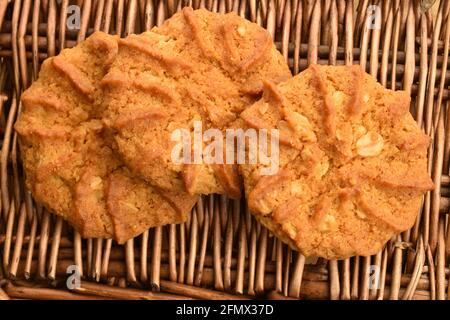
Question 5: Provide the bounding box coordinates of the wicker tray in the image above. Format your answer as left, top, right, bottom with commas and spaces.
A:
0, 0, 449, 300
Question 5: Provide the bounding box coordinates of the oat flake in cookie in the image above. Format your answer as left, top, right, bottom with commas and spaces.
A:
102, 8, 291, 199
239, 64, 434, 259
14, 32, 197, 243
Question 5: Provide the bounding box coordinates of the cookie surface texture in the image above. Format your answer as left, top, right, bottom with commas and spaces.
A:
239, 64, 434, 259
15, 32, 197, 243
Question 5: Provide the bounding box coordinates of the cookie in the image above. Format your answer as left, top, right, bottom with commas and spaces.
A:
14, 32, 197, 243
102, 8, 291, 198
239, 64, 434, 259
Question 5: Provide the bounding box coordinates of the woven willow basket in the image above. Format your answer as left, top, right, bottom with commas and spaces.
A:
0, 0, 448, 300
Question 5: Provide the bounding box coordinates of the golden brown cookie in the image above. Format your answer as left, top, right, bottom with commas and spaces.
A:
14, 32, 197, 243
239, 64, 434, 259
102, 8, 291, 199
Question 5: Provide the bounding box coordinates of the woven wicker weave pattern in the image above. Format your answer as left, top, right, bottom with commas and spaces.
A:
0, 0, 449, 300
